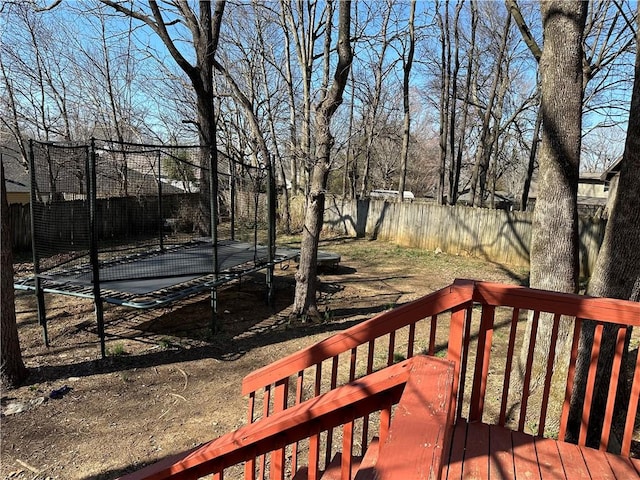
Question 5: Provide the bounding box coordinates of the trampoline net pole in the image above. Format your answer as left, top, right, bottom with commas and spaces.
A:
89, 140, 106, 358
157, 150, 164, 252
28, 140, 48, 347
210, 142, 219, 333
267, 159, 276, 307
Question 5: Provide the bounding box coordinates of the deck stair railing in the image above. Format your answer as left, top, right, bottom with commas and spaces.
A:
120, 355, 455, 479
122, 279, 640, 479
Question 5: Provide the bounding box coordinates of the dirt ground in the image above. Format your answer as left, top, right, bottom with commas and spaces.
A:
1, 237, 527, 479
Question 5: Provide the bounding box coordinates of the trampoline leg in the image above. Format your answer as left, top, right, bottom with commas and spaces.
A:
267, 264, 275, 308
210, 287, 219, 334
35, 284, 49, 347
95, 299, 106, 359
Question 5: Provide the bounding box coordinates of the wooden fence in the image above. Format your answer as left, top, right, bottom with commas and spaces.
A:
11, 195, 606, 277
8, 193, 200, 253
322, 197, 606, 277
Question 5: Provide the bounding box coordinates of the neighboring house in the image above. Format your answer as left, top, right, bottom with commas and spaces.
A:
526, 160, 621, 216
1, 152, 30, 205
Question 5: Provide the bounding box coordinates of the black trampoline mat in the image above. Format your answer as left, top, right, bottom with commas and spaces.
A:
48, 240, 291, 295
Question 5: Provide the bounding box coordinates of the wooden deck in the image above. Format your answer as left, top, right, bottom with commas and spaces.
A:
119, 280, 640, 480
446, 421, 640, 479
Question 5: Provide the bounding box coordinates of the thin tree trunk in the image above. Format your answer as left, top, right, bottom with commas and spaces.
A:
343, 67, 356, 199
1, 160, 28, 388
520, 101, 541, 211
435, 0, 450, 205
446, 0, 463, 204
359, 3, 392, 199
451, 0, 477, 206
469, 12, 511, 207
398, 0, 416, 201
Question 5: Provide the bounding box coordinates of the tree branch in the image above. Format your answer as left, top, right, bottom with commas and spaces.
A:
506, 0, 542, 62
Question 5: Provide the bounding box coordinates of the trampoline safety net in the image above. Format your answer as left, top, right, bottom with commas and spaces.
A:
28, 139, 277, 299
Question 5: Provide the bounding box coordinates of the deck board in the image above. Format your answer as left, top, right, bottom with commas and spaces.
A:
555, 441, 590, 479
579, 447, 617, 480
446, 421, 639, 480
489, 424, 515, 480
535, 436, 565, 479
606, 454, 639, 479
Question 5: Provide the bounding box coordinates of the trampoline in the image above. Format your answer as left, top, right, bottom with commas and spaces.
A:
15, 240, 300, 308
19, 139, 307, 357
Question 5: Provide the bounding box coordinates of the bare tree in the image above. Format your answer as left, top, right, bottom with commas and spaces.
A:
98, 0, 225, 234
468, 10, 512, 207
398, 0, 416, 202
358, 1, 393, 199
293, 0, 352, 318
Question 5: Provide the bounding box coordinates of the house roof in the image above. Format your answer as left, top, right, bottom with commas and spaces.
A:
600, 156, 623, 182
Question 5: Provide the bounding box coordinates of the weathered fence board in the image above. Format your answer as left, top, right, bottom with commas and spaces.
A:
322, 198, 605, 276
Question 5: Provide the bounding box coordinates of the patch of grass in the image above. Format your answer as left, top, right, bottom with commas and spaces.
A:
107, 343, 127, 357
393, 352, 406, 363
434, 349, 447, 358
158, 337, 173, 349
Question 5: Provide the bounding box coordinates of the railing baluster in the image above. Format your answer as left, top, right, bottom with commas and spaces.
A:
325, 356, 340, 467
387, 331, 396, 365
361, 340, 376, 455
519, 310, 540, 432
559, 317, 583, 442
579, 322, 603, 446
469, 305, 495, 422
341, 421, 354, 480
600, 325, 626, 451
271, 378, 289, 480
245, 392, 257, 479
308, 364, 322, 480
621, 348, 640, 456
538, 313, 562, 436
213, 471, 223, 480
258, 385, 271, 480
407, 322, 416, 358
291, 370, 304, 474
429, 314, 437, 354
499, 308, 520, 426
349, 347, 357, 381
448, 305, 470, 421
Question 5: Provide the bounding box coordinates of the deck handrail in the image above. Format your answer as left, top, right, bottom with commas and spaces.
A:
242, 279, 640, 459
242, 279, 475, 395
471, 281, 640, 324
119, 356, 454, 480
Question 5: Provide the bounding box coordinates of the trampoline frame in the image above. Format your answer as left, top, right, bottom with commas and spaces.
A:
21, 139, 282, 358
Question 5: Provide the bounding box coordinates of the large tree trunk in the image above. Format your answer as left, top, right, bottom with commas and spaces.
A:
1, 160, 28, 388
435, 0, 450, 205
567, 3, 640, 449
293, 0, 352, 317
520, 0, 586, 406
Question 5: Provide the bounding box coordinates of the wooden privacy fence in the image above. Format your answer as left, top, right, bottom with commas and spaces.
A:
323, 197, 606, 276
8, 193, 200, 253
12, 195, 606, 276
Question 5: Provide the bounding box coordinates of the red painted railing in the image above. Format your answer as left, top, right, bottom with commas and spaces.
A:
122, 279, 640, 479
120, 355, 454, 480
